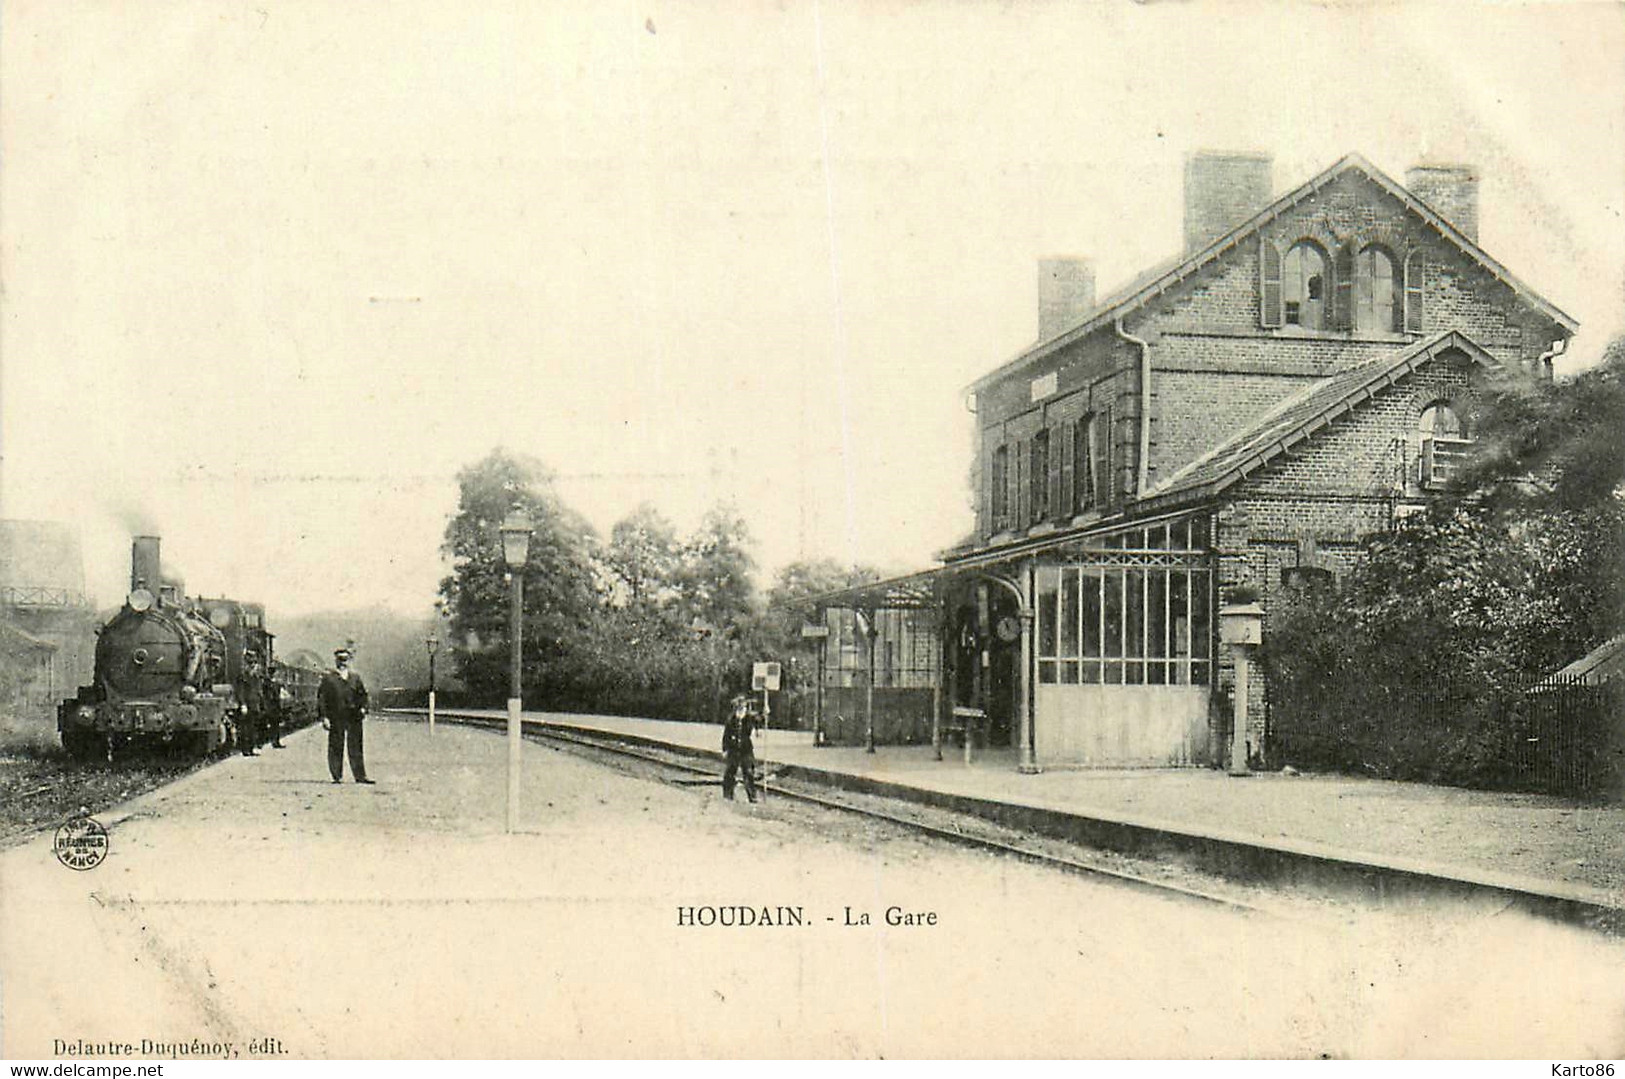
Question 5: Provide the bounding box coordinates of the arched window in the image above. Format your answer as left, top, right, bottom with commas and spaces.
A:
1282, 242, 1328, 329
1356, 246, 1399, 333
1419, 402, 1470, 487
1419, 402, 1464, 440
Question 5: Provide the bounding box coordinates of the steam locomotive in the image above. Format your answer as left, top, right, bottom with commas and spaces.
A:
56, 536, 320, 760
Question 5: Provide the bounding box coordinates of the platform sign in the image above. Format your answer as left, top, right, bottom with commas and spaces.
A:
751, 661, 781, 691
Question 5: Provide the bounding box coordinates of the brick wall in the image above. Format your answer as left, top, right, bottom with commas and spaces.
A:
968, 167, 1567, 553
1133, 170, 1560, 485
1208, 354, 1483, 757
974, 332, 1138, 542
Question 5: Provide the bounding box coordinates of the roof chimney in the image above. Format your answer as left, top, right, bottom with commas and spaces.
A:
1037, 257, 1096, 341
1405, 163, 1479, 243
1184, 150, 1274, 254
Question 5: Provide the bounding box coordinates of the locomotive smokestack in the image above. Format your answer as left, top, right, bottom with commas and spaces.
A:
131, 535, 161, 593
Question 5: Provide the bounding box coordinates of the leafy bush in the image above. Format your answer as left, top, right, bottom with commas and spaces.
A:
1260, 335, 1625, 794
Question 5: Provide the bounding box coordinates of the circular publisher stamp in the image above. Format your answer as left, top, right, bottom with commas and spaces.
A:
54, 815, 109, 871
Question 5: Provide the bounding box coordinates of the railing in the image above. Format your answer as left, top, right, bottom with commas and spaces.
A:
1512, 674, 1621, 797
1421, 436, 1472, 489
0, 586, 88, 608
1269, 669, 1623, 798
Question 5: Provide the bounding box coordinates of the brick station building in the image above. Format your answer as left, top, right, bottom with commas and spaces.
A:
814, 151, 1576, 770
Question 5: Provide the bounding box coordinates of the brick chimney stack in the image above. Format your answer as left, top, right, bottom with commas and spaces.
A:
1037, 257, 1096, 341
1183, 151, 1274, 254
1405, 163, 1479, 243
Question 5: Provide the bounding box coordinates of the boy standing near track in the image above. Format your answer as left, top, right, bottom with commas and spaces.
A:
721, 694, 759, 803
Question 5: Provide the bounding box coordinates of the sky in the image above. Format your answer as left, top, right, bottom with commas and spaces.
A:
4, 1, 1622, 616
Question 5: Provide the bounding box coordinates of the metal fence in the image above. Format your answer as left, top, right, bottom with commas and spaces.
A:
1510, 675, 1623, 796
1268, 669, 1624, 799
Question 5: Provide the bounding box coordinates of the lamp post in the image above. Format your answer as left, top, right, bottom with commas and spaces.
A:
855, 609, 877, 754
425, 633, 440, 734
499, 507, 533, 833
690, 617, 719, 721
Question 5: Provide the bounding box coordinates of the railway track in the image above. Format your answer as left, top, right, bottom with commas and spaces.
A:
0, 717, 323, 851
0, 746, 205, 849
419, 711, 1284, 918
400, 711, 1625, 936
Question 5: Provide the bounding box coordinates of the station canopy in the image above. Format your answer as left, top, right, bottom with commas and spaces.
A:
808, 566, 957, 612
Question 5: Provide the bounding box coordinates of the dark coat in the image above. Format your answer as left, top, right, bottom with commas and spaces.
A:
721, 711, 756, 756
318, 669, 369, 723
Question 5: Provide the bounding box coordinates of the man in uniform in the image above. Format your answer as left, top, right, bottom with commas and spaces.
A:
721, 694, 759, 803
318, 647, 372, 784
237, 657, 263, 757
263, 665, 286, 749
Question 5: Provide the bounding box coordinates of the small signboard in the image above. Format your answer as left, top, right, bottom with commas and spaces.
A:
751, 661, 781, 691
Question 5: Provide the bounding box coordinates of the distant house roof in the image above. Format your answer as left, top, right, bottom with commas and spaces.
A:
1545, 635, 1625, 687
1136, 330, 1502, 514
968, 153, 1577, 394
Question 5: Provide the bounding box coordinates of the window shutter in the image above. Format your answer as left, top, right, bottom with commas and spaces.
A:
1077, 416, 1095, 511
1334, 244, 1355, 331
1028, 436, 1041, 522
1036, 431, 1049, 519
1015, 442, 1028, 528
988, 445, 1003, 529
988, 442, 1001, 529
1059, 421, 1074, 516
1404, 252, 1425, 332
1259, 238, 1283, 328
1047, 425, 1063, 521
1096, 408, 1115, 508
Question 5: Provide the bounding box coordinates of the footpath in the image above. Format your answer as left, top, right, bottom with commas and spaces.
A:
416, 707, 1625, 916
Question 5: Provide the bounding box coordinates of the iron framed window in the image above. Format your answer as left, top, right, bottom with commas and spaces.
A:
1035, 516, 1215, 687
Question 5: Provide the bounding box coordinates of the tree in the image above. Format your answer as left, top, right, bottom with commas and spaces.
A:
750, 558, 884, 727
1453, 336, 1625, 514
673, 503, 759, 632
1262, 336, 1625, 788
602, 502, 681, 613
1449, 338, 1625, 646
438, 449, 600, 703
759, 558, 882, 651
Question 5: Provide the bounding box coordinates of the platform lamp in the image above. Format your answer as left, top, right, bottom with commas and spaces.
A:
499, 506, 534, 833
425, 633, 440, 735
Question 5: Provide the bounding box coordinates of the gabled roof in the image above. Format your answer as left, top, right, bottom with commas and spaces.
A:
968, 153, 1578, 394
1136, 330, 1502, 513
1544, 634, 1625, 687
